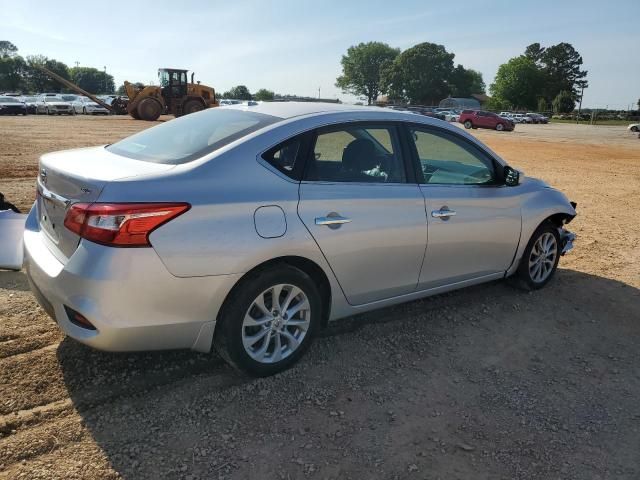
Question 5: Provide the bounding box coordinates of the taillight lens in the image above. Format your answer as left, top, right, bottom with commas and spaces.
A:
64, 202, 190, 247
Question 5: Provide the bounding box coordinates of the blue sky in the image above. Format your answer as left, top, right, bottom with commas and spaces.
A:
3, 0, 638, 108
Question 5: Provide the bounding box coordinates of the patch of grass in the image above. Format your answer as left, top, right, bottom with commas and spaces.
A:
551, 119, 635, 126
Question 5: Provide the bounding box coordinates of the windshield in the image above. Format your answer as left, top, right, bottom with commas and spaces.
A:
0, 97, 20, 103
45, 97, 62, 103
61, 95, 77, 101
24, 97, 38, 102
107, 108, 281, 164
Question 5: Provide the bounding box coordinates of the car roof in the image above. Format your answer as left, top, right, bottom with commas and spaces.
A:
221, 101, 380, 119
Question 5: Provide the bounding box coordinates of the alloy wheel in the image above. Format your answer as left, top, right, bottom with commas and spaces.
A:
241, 284, 311, 364
528, 232, 558, 283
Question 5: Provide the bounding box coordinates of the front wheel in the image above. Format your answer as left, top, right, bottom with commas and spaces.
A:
496, 123, 504, 131
631, 126, 639, 133
182, 99, 205, 116
463, 120, 472, 129
214, 265, 321, 377
515, 222, 561, 290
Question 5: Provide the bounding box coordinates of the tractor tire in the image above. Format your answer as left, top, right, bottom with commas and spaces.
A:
129, 109, 140, 120
182, 99, 205, 116
137, 98, 162, 121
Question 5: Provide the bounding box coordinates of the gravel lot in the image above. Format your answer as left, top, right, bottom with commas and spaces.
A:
1, 116, 639, 480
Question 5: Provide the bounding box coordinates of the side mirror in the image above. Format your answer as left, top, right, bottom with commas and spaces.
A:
504, 166, 521, 186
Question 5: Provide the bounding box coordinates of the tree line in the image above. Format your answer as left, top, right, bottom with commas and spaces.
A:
336, 41, 485, 106
336, 40, 590, 113
0, 41, 115, 94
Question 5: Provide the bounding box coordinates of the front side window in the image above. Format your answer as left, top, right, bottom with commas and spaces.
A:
410, 127, 496, 185
304, 124, 406, 183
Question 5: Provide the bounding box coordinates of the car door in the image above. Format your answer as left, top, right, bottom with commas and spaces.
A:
297, 123, 428, 305
406, 125, 522, 289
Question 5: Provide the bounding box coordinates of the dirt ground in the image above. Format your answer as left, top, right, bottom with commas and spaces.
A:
1, 116, 639, 480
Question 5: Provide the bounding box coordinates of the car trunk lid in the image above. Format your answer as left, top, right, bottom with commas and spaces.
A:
37, 146, 175, 262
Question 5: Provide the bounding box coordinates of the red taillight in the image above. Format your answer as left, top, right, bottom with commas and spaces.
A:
64, 202, 190, 247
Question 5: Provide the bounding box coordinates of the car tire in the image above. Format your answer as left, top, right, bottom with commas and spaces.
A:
46, 108, 51, 115
631, 126, 639, 133
464, 120, 472, 129
214, 264, 322, 377
182, 99, 205, 116
83, 107, 87, 115
514, 222, 561, 290
496, 123, 504, 131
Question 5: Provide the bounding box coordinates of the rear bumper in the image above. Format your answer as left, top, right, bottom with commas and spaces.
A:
23, 206, 240, 353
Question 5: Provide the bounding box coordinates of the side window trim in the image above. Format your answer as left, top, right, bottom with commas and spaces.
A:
303, 121, 412, 185
402, 123, 504, 187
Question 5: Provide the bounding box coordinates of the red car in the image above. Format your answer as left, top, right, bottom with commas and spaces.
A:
459, 110, 514, 131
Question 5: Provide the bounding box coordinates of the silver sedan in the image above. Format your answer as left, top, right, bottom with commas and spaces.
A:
24, 103, 576, 376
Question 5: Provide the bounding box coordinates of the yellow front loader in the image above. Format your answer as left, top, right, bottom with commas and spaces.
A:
119, 68, 219, 121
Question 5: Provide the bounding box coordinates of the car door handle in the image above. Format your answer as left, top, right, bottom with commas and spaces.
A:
315, 215, 351, 226
431, 209, 456, 219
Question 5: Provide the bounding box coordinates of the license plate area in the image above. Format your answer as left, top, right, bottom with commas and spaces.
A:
37, 192, 62, 243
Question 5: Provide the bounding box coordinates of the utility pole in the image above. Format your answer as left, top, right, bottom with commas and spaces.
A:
103, 66, 107, 94
318, 86, 321, 99
74, 61, 79, 68
576, 83, 585, 124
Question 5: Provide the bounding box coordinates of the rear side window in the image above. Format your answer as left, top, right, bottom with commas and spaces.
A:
107, 109, 281, 164
304, 124, 407, 184
261, 136, 306, 180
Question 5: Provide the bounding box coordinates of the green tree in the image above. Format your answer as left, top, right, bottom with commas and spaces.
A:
0, 40, 18, 58
449, 65, 485, 97
24, 55, 70, 93
254, 88, 274, 101
552, 90, 575, 113
384, 42, 454, 104
223, 85, 252, 100
539, 42, 588, 101
335, 41, 399, 105
490, 56, 542, 110
0, 55, 25, 91
524, 42, 545, 63
537, 97, 548, 113
69, 67, 115, 93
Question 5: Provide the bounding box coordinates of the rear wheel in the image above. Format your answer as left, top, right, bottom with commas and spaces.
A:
631, 126, 639, 132
214, 264, 321, 377
136, 97, 162, 121
182, 99, 205, 116
496, 123, 504, 131
464, 120, 472, 129
515, 222, 561, 290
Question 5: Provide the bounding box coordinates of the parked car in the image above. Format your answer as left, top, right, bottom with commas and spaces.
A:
628, 123, 639, 132
512, 113, 534, 124
42, 96, 75, 115
0, 96, 28, 115
526, 113, 548, 124
73, 97, 110, 115
23, 102, 576, 376
438, 110, 460, 122
459, 110, 514, 131
21, 96, 40, 114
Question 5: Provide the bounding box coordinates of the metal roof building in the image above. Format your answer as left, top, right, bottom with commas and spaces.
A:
438, 97, 481, 109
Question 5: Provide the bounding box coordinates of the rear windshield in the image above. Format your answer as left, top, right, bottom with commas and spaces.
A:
107, 108, 281, 164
